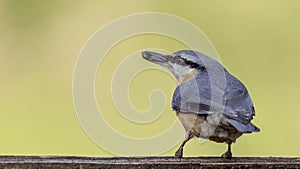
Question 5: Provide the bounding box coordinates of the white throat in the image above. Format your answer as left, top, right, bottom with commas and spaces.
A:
168, 64, 195, 84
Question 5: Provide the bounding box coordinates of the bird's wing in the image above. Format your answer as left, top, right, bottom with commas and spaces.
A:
172, 72, 260, 133
222, 75, 260, 133
172, 75, 216, 114
222, 70, 257, 122
223, 87, 255, 124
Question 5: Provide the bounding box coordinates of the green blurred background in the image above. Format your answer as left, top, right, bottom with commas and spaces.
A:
1, 0, 300, 157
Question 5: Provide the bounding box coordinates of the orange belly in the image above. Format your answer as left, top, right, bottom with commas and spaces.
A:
176, 111, 242, 143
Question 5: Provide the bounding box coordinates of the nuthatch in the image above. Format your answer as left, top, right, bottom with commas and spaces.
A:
142, 50, 260, 159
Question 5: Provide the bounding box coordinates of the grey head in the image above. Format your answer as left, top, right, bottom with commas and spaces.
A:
142, 50, 223, 83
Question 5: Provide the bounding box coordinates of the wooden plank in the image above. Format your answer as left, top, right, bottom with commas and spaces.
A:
0, 156, 299, 169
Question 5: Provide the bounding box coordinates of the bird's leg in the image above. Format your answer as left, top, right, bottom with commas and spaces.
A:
175, 132, 193, 158
221, 142, 232, 159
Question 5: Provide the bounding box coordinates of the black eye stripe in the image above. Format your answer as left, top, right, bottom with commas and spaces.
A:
170, 56, 204, 70
180, 58, 199, 68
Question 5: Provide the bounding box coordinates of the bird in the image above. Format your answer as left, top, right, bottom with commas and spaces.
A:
142, 50, 260, 159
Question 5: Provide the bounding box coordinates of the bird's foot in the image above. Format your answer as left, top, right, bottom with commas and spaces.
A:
174, 147, 183, 158
221, 151, 232, 159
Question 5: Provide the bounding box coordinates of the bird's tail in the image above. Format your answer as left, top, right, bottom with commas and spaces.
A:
227, 119, 260, 133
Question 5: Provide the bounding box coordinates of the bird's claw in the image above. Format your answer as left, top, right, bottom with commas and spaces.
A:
175, 147, 183, 158
221, 151, 232, 159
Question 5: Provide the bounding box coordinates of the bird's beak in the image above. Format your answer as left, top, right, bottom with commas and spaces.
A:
142, 51, 169, 67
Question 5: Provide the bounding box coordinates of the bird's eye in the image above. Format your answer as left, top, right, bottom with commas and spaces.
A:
177, 58, 185, 65
170, 56, 184, 64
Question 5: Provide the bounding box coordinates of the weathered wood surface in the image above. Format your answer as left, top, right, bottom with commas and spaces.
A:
0, 156, 299, 169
